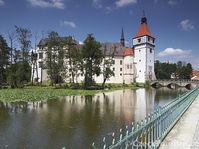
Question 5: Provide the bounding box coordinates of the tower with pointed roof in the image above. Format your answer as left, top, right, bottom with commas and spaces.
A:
133, 16, 156, 83
120, 28, 125, 47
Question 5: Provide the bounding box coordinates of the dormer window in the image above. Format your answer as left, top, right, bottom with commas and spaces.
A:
138, 38, 141, 43
148, 37, 150, 41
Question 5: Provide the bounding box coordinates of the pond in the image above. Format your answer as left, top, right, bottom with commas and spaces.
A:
0, 87, 188, 149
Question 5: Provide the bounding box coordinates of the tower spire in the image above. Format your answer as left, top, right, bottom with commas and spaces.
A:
120, 27, 125, 47
141, 10, 147, 24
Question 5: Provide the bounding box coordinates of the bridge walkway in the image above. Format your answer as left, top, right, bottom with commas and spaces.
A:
159, 94, 199, 149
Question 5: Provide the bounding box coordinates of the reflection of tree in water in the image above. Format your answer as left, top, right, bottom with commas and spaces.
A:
155, 87, 188, 106
0, 102, 10, 128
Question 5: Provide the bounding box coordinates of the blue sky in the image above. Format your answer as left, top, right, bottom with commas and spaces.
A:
0, 0, 199, 69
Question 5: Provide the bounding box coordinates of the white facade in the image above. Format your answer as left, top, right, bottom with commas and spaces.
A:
123, 55, 134, 84
133, 36, 156, 83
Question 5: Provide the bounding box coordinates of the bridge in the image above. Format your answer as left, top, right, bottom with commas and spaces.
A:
150, 80, 199, 89
92, 86, 199, 149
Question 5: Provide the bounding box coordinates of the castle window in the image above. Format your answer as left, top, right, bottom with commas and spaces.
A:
130, 64, 132, 69
152, 38, 155, 43
113, 60, 115, 64
120, 60, 123, 65
150, 48, 152, 53
139, 60, 141, 62
139, 70, 141, 72
120, 73, 122, 76
139, 50, 141, 52
148, 37, 150, 41
138, 38, 141, 43
127, 64, 129, 69
38, 61, 43, 68
113, 68, 115, 71
120, 68, 122, 71
39, 53, 43, 59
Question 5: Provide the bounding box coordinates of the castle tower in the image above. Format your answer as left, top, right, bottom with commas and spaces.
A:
120, 28, 125, 47
123, 48, 134, 84
133, 16, 156, 83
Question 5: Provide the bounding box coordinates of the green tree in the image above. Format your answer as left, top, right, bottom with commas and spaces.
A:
81, 34, 103, 88
155, 60, 192, 80
44, 31, 66, 85
13, 26, 32, 87
15, 26, 32, 62
101, 44, 115, 88
63, 36, 81, 84
0, 35, 9, 87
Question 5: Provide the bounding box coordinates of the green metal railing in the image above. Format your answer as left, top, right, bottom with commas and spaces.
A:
92, 86, 199, 149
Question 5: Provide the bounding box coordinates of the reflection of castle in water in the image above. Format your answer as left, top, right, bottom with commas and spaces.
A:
58, 89, 156, 122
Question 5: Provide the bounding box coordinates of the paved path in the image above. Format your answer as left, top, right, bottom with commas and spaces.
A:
159, 95, 199, 149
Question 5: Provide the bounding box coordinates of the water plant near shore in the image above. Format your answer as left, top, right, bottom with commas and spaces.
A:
0, 85, 138, 102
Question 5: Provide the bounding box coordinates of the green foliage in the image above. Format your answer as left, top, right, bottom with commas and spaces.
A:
82, 34, 103, 88
155, 60, 193, 80
0, 87, 101, 102
7, 61, 31, 88
63, 36, 81, 84
0, 35, 9, 87
101, 44, 115, 88
15, 26, 32, 62
144, 80, 150, 88
44, 31, 66, 85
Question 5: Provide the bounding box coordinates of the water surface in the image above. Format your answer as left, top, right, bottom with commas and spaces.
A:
0, 87, 188, 149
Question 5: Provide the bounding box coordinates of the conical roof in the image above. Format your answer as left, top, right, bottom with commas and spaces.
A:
134, 17, 153, 38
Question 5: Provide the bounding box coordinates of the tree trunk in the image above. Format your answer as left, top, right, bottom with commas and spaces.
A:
102, 78, 107, 89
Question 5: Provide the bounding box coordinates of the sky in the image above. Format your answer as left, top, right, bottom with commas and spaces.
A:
0, 0, 199, 69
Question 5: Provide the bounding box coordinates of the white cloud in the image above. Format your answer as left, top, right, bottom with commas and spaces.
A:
180, 19, 195, 31
61, 20, 76, 28
158, 48, 191, 57
92, 0, 102, 9
168, 0, 177, 6
115, 0, 137, 8
0, 0, 4, 6
79, 41, 83, 45
27, 0, 64, 9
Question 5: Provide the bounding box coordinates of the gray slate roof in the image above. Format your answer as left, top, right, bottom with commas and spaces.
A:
100, 42, 125, 57
38, 37, 125, 57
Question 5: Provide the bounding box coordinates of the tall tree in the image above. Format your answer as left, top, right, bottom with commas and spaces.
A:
101, 44, 115, 88
63, 36, 81, 84
13, 26, 32, 87
44, 31, 66, 85
81, 34, 103, 88
0, 35, 9, 87
8, 31, 16, 65
15, 26, 32, 62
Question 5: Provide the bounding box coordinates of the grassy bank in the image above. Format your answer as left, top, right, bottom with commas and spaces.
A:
0, 84, 138, 102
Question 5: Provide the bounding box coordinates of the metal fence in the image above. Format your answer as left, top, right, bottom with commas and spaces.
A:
92, 86, 199, 149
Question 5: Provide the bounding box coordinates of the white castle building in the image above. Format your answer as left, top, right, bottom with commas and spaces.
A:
32, 16, 156, 84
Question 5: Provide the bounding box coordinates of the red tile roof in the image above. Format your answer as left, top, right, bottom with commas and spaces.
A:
192, 70, 199, 77
124, 48, 134, 56
134, 23, 153, 38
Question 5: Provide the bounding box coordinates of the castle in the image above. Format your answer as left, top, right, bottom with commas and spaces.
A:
32, 16, 156, 84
